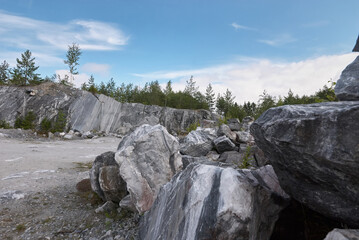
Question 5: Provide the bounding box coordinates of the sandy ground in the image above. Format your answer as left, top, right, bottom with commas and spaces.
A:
0, 133, 139, 240
0, 136, 119, 196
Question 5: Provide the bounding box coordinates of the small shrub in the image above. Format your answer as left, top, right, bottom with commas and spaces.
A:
15, 224, 26, 232
40, 117, 52, 133
239, 146, 253, 169
186, 121, 200, 133
14, 116, 23, 129
14, 111, 36, 130
0, 120, 11, 129
217, 117, 228, 126
52, 110, 67, 132
22, 111, 36, 129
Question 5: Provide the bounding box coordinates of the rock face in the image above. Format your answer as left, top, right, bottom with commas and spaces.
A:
179, 127, 217, 157
353, 35, 359, 52
89, 151, 127, 202
324, 229, 359, 240
139, 164, 289, 240
335, 56, 359, 101
115, 124, 182, 213
0, 82, 214, 135
250, 102, 359, 226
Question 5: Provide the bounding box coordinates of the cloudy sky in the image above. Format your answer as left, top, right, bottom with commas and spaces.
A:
0, 0, 358, 103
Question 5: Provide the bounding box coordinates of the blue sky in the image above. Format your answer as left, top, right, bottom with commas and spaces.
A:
0, 0, 358, 103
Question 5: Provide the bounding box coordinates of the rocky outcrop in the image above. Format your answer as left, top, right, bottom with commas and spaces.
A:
0, 82, 215, 135
115, 124, 182, 213
250, 102, 359, 226
324, 228, 359, 240
179, 127, 217, 157
334, 55, 359, 101
139, 164, 289, 240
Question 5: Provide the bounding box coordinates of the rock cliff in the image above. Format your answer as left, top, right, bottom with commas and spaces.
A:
0, 82, 215, 135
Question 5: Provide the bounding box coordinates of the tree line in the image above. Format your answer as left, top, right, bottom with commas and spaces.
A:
0, 45, 337, 121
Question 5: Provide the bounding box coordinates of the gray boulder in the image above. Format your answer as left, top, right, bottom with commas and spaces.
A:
139, 164, 289, 240
240, 116, 254, 132
217, 124, 237, 143
236, 130, 254, 143
115, 124, 182, 213
227, 118, 241, 131
250, 102, 359, 226
181, 155, 210, 169
324, 229, 359, 240
179, 127, 216, 157
335, 55, 359, 101
213, 135, 236, 153
90, 151, 127, 202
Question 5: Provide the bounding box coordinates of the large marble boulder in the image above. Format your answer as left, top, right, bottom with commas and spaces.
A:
217, 124, 237, 143
115, 124, 182, 213
179, 127, 217, 157
139, 164, 289, 240
226, 118, 241, 131
213, 135, 236, 153
250, 102, 359, 226
90, 151, 127, 202
334, 55, 359, 101
324, 229, 359, 240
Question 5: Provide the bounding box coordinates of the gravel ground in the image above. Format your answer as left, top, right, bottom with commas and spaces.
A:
0, 130, 139, 240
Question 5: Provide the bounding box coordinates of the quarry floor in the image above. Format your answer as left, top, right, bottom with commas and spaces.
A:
0, 131, 139, 240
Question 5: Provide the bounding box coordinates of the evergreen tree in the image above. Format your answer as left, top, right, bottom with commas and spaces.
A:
184, 75, 198, 97
64, 43, 81, 85
0, 60, 9, 85
205, 83, 215, 112
164, 80, 173, 107
9, 68, 24, 85
216, 89, 235, 117
87, 75, 97, 94
15, 50, 40, 85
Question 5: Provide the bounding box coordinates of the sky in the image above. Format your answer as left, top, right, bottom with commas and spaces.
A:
0, 0, 358, 103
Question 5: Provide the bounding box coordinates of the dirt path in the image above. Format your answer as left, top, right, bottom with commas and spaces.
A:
0, 134, 139, 240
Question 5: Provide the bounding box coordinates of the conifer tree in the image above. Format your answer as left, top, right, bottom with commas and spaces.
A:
15, 50, 40, 85
205, 83, 215, 112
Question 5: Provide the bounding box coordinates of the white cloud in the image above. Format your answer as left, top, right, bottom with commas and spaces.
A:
0, 11, 129, 52
81, 63, 111, 76
258, 34, 297, 46
231, 22, 256, 31
55, 70, 90, 88
134, 53, 358, 104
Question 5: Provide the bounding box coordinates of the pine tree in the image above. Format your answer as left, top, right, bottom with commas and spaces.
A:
0, 60, 9, 85
184, 75, 198, 97
164, 80, 173, 107
15, 50, 40, 85
205, 83, 215, 112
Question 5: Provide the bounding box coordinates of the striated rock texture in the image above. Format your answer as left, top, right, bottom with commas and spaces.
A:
250, 102, 359, 226
139, 164, 289, 240
0, 82, 214, 135
89, 151, 127, 202
324, 228, 359, 240
179, 127, 217, 157
334, 55, 359, 101
115, 124, 182, 213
